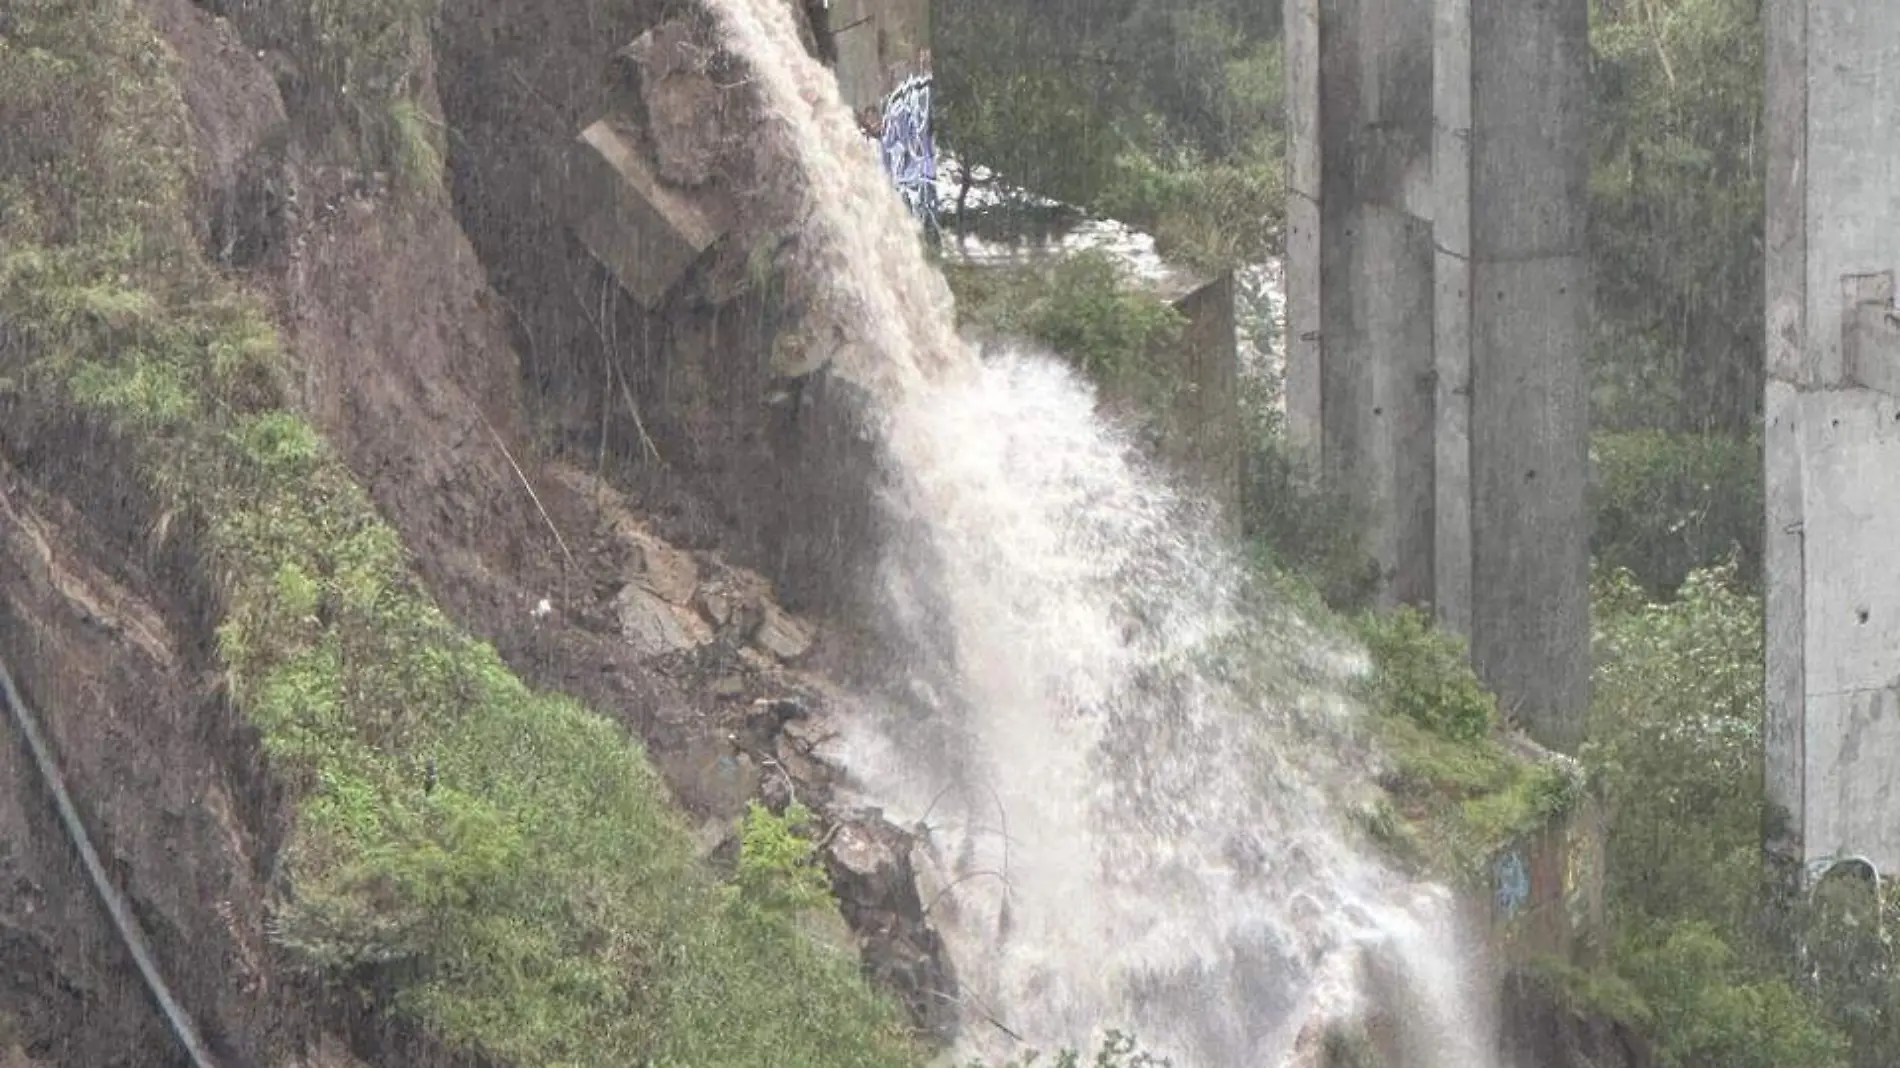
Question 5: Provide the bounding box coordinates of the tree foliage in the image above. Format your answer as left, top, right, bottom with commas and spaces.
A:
932, 0, 1284, 268
1589, 0, 1764, 436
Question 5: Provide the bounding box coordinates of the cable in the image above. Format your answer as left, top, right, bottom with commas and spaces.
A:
0, 645, 221, 1068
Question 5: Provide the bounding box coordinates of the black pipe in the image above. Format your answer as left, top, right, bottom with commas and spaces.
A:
0, 646, 221, 1068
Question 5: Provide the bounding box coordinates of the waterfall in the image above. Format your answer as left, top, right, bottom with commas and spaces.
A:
702, 2, 1503, 1065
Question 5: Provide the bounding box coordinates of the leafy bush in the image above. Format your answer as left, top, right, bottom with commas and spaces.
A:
1357, 607, 1497, 744
1350, 604, 1581, 880
733, 801, 833, 917
1590, 429, 1761, 595
1588, 563, 1764, 930
1583, 565, 1881, 1066
935, 0, 1286, 270
1619, 921, 1848, 1068
945, 251, 1184, 393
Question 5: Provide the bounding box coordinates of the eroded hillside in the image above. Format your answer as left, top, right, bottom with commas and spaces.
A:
0, 1, 941, 1064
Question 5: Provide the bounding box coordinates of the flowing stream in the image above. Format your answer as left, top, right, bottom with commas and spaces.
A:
704, 2, 1502, 1064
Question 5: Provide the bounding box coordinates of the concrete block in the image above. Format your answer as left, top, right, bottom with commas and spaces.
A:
1283, 189, 1323, 457
1763, 379, 1806, 861
1430, 245, 1472, 638
1318, 205, 1435, 609
1463, 0, 1589, 261
1148, 269, 1242, 526
565, 120, 726, 310
829, 0, 930, 116
1797, 390, 1900, 870
1286, 0, 1438, 608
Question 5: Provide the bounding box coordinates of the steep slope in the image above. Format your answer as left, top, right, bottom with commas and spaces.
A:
0, 0, 931, 1065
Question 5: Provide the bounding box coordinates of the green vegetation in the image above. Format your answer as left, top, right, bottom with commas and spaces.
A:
213, 0, 446, 190
1351, 607, 1584, 881
733, 801, 834, 917
1590, 0, 1763, 439
943, 252, 1184, 391
1590, 429, 1761, 597
0, 5, 913, 1066
935, 0, 1285, 271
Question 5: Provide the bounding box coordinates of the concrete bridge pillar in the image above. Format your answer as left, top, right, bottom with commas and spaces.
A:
1287, 0, 1590, 750
1764, 0, 1900, 879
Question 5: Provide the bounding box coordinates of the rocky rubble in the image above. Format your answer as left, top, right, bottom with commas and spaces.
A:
543, 465, 959, 1042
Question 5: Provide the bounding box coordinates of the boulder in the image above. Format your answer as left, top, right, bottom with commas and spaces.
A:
630, 532, 700, 605
614, 19, 728, 189
822, 815, 959, 1041
613, 583, 696, 657
753, 602, 814, 661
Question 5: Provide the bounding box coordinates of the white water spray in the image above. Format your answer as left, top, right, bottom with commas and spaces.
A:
703, 3, 1503, 1065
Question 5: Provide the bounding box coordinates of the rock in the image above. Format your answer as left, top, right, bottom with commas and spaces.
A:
697, 586, 733, 627
709, 674, 748, 699
660, 746, 759, 822
616, 20, 727, 189
753, 602, 814, 661
746, 696, 807, 735
829, 823, 902, 900
781, 714, 836, 752
613, 584, 696, 657
821, 817, 959, 1042
630, 533, 699, 604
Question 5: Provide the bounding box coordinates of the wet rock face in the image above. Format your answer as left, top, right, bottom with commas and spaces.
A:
1498, 969, 1652, 1068
823, 813, 960, 1042
725, 694, 960, 1044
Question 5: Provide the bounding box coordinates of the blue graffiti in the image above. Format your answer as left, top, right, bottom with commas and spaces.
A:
875, 74, 939, 241
1494, 851, 1531, 917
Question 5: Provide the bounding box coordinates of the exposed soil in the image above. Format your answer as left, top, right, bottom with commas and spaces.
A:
0, 0, 948, 1064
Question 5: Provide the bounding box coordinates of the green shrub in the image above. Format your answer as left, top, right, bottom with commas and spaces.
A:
1349, 605, 1581, 880
945, 251, 1184, 395
733, 801, 833, 917
1590, 429, 1761, 595
1588, 562, 1764, 930
1357, 607, 1497, 744
1095, 135, 1285, 272
1620, 921, 1847, 1068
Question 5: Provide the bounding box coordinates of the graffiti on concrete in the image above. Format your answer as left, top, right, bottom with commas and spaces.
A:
1494, 849, 1531, 917
874, 72, 939, 239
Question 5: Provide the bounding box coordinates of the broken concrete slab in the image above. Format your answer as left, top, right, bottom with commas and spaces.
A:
565, 119, 727, 310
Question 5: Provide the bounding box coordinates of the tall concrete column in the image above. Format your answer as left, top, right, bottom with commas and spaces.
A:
1435, 0, 1591, 751
1764, 0, 1900, 878
1285, 0, 1439, 609
1288, 0, 1590, 751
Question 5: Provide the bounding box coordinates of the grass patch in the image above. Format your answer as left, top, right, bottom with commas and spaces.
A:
1, 6, 916, 1065
1351, 607, 1585, 881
